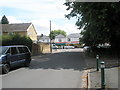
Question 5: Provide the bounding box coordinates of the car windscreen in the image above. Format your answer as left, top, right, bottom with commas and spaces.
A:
0, 47, 9, 55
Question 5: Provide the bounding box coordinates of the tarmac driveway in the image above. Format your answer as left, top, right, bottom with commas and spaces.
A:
30, 51, 87, 70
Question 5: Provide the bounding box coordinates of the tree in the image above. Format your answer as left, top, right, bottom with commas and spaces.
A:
1, 15, 9, 24
64, 2, 120, 50
49, 30, 67, 40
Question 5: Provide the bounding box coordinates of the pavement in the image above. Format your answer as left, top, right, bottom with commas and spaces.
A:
87, 67, 120, 89
32, 48, 119, 89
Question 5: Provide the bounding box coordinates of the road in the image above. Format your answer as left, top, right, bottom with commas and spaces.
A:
2, 48, 90, 88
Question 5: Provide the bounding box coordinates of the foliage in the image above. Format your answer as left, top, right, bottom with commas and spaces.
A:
1, 34, 33, 51
64, 2, 120, 50
1, 15, 9, 24
49, 29, 67, 40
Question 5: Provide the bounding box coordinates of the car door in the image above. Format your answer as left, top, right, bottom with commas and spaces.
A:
23, 47, 31, 61
8, 47, 20, 67
17, 47, 26, 64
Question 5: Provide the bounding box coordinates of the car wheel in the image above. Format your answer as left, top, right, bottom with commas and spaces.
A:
3, 64, 10, 74
24, 60, 31, 67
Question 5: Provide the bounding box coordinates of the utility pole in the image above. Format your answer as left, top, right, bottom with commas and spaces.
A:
50, 20, 52, 53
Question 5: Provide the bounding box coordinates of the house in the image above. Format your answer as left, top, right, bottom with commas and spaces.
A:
67, 33, 81, 44
54, 33, 81, 45
54, 34, 67, 45
1, 23, 37, 43
54, 34, 67, 42
37, 35, 50, 43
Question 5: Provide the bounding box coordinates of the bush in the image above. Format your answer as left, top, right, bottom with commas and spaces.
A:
1, 34, 33, 51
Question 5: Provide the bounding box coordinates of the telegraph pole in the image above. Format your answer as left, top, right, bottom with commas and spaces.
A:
50, 20, 52, 53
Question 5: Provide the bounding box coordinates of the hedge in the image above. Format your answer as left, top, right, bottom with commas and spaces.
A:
0, 34, 33, 51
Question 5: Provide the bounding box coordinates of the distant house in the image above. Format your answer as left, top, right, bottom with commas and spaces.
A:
37, 35, 50, 43
54, 34, 66, 42
67, 33, 81, 44
1, 23, 37, 43
54, 33, 81, 45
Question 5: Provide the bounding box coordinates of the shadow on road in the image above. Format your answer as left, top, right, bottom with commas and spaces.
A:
28, 52, 88, 71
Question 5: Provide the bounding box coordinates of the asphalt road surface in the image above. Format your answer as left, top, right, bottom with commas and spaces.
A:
2, 48, 89, 88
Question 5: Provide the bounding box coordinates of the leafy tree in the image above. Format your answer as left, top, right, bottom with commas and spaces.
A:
64, 2, 120, 50
1, 15, 9, 24
49, 30, 67, 40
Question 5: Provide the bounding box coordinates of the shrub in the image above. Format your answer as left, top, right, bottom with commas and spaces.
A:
1, 34, 33, 51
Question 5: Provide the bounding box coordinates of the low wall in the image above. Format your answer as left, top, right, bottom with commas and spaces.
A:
32, 42, 50, 55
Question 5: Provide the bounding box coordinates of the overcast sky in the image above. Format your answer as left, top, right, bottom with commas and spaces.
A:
0, 0, 81, 36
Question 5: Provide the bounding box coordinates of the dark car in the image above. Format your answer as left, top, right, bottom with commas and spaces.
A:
0, 45, 31, 74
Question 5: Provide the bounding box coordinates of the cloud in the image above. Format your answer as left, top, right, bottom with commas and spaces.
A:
0, 0, 81, 36
31, 19, 80, 36
0, 16, 23, 23
0, 15, 80, 36
63, 24, 80, 35
7, 16, 23, 23
0, 0, 67, 19
31, 19, 50, 35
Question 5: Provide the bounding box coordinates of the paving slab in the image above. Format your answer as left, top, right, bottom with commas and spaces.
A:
88, 67, 119, 89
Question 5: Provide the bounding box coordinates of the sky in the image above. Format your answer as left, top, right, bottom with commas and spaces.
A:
0, 0, 81, 36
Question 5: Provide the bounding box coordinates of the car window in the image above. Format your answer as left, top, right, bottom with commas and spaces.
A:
23, 47, 29, 53
11, 47, 18, 55
0, 47, 9, 55
18, 47, 25, 53
5, 48, 11, 54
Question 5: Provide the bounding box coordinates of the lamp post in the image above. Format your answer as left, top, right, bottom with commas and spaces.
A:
50, 20, 52, 53
100, 61, 105, 89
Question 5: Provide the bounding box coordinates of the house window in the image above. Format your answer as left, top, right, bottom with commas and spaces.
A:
59, 39, 62, 42
68, 38, 71, 41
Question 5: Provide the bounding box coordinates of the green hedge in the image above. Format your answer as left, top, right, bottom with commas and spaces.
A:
0, 34, 33, 51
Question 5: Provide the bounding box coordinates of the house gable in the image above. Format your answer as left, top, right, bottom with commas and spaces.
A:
27, 24, 37, 42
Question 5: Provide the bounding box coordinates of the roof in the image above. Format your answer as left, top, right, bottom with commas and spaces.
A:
1, 23, 32, 32
55, 34, 65, 38
67, 33, 81, 38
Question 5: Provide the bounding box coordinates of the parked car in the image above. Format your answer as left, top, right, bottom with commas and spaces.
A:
0, 45, 31, 74
52, 44, 58, 49
64, 46, 75, 49
83, 46, 91, 51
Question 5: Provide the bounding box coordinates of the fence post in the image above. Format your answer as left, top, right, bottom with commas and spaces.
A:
100, 61, 105, 89
96, 55, 100, 71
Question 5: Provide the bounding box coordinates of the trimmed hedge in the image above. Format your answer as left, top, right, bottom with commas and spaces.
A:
1, 34, 33, 51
